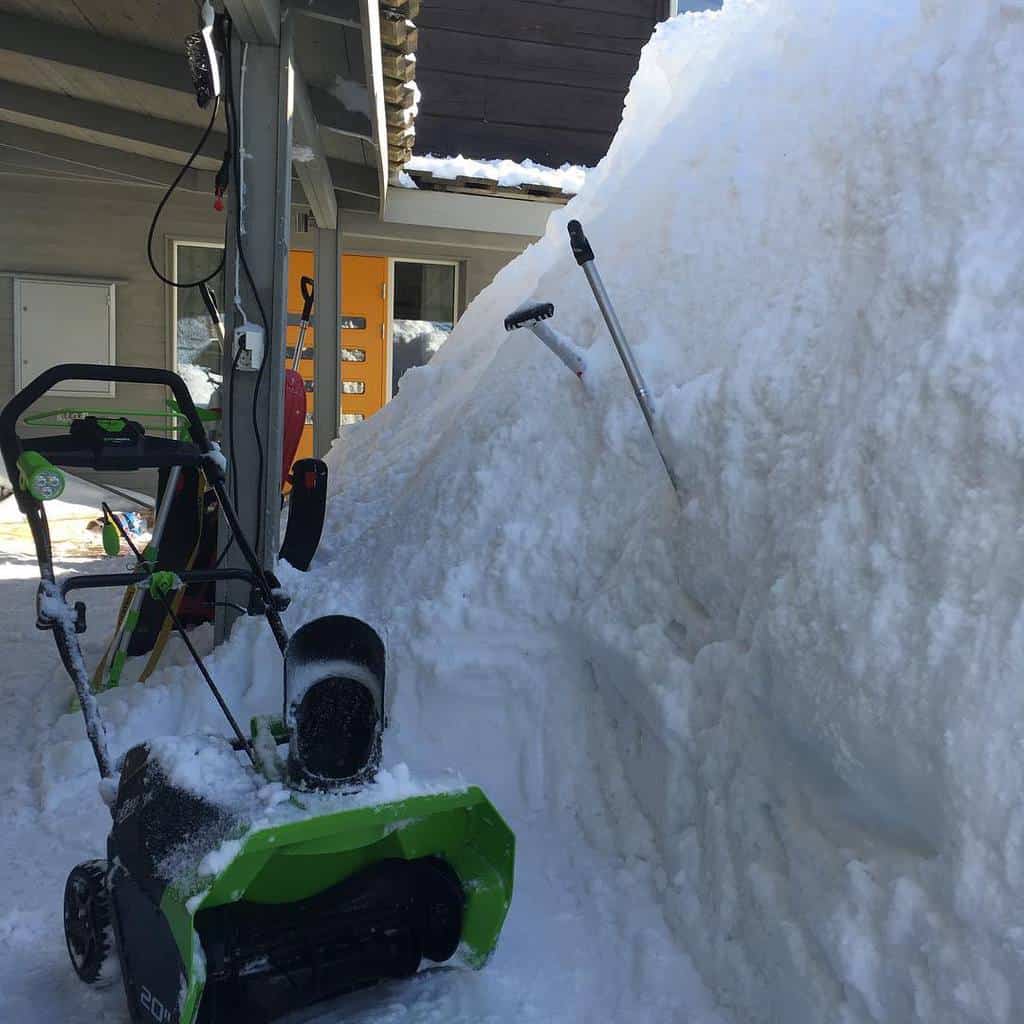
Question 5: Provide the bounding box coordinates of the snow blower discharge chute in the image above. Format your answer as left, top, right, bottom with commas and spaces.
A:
0, 364, 514, 1024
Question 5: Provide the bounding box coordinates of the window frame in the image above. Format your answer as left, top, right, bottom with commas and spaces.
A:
169, 239, 225, 408
386, 256, 460, 401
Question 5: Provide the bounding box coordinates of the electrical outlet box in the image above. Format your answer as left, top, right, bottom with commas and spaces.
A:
234, 322, 264, 372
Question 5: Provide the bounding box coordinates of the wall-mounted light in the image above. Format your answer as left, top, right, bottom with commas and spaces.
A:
185, 1, 222, 109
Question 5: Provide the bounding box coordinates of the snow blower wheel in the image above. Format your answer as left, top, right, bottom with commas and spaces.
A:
63, 860, 114, 985
410, 857, 466, 963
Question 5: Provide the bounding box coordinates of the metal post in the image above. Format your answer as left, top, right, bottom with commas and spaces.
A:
314, 221, 340, 458
218, 13, 294, 637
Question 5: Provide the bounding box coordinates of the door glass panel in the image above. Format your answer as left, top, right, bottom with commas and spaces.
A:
391, 262, 456, 395
174, 244, 224, 408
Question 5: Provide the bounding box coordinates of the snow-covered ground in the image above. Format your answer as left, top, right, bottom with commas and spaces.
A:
4, 2, 1024, 1023
0, 543, 726, 1023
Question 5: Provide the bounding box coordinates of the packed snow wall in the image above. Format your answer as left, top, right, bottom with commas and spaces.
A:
306, 3, 1024, 1021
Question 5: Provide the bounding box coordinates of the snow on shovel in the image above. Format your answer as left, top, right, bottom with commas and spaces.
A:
504, 301, 587, 378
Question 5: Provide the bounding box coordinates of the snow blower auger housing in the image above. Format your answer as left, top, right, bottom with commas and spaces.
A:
0, 364, 514, 1024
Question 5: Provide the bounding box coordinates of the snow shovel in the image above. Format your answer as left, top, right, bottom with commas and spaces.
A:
568, 219, 684, 497
504, 301, 587, 377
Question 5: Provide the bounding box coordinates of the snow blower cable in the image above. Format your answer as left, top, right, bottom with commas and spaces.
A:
102, 503, 257, 764
145, 97, 228, 289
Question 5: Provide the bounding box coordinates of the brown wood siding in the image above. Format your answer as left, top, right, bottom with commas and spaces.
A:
414, 0, 668, 166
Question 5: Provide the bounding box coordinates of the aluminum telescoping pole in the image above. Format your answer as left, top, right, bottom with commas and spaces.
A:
567, 220, 683, 495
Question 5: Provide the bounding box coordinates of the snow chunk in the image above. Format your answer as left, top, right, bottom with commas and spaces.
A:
402, 154, 588, 195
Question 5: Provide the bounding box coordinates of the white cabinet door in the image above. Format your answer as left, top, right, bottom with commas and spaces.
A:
15, 278, 116, 396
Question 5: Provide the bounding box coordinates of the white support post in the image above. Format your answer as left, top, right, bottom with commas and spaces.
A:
314, 223, 341, 458
218, 11, 295, 635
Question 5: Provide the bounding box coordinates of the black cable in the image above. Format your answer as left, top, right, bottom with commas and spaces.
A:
146, 98, 226, 288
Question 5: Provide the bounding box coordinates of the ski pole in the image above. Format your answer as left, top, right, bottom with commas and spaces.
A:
504, 302, 586, 378
102, 503, 258, 766
97, 466, 182, 691
567, 219, 683, 496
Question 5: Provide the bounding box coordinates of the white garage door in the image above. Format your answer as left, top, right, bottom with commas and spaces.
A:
15, 277, 116, 397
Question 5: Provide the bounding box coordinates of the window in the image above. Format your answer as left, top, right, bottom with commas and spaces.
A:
390, 260, 457, 395
172, 242, 225, 408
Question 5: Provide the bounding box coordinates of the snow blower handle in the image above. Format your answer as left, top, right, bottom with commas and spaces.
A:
568, 219, 595, 266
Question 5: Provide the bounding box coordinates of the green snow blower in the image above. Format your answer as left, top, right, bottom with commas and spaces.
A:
0, 364, 514, 1024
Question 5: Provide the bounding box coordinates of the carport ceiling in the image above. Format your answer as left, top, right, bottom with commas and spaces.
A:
0, 0, 382, 213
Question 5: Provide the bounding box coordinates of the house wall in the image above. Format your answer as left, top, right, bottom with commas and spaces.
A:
0, 171, 539, 493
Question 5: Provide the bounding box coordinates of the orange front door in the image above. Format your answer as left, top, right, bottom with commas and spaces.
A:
340, 255, 389, 424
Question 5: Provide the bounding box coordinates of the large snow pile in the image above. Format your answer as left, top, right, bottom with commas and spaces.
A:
323, 2, 1024, 1020
8, 3, 1024, 1023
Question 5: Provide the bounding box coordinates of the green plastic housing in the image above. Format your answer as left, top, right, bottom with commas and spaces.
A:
17, 450, 66, 501
166, 785, 515, 1024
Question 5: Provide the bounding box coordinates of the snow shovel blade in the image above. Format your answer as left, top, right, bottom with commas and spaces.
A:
278, 457, 327, 571
170, 785, 515, 1024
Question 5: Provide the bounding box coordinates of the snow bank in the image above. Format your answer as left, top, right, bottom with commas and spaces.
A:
399, 154, 588, 195
317, 2, 1024, 1021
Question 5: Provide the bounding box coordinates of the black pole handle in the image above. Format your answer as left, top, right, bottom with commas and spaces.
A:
198, 281, 224, 343
568, 220, 594, 266
300, 276, 315, 323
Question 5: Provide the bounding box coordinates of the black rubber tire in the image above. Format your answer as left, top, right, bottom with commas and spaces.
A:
63, 860, 115, 985
412, 857, 465, 964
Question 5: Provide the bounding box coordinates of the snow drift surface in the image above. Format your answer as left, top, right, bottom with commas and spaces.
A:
14, 3, 1024, 1023
316, 3, 1024, 1020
